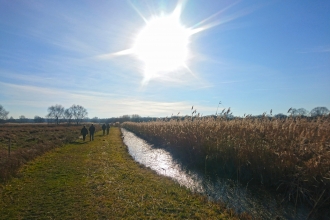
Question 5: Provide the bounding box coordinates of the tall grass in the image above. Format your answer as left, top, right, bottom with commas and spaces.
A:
0, 124, 100, 182
122, 114, 330, 209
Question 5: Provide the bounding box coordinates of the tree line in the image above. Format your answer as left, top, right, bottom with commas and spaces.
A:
0, 104, 329, 124
287, 107, 330, 117
0, 104, 88, 125
46, 104, 88, 125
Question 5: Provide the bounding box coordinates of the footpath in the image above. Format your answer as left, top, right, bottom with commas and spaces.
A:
0, 127, 241, 219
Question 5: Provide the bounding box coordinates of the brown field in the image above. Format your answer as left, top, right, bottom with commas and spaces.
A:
122, 115, 330, 209
0, 123, 101, 182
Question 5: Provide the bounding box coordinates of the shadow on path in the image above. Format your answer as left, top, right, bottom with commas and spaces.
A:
69, 141, 87, 145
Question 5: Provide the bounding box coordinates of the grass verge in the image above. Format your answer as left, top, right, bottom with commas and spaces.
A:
0, 124, 99, 182
0, 127, 246, 219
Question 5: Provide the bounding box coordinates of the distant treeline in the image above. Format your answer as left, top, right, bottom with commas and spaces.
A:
0, 115, 160, 124
0, 105, 329, 124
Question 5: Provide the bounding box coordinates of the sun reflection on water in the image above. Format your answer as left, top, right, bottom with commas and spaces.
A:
122, 128, 204, 192
121, 128, 319, 220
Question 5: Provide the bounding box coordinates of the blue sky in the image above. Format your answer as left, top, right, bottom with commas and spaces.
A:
1, 0, 329, 119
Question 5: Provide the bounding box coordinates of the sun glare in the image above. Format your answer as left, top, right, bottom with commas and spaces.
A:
133, 15, 191, 76
102, 1, 247, 85
133, 14, 191, 84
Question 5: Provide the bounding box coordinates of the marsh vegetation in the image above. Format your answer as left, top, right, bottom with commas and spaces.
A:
122, 114, 330, 213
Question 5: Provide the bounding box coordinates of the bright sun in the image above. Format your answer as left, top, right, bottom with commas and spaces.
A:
132, 11, 193, 83
103, 1, 238, 85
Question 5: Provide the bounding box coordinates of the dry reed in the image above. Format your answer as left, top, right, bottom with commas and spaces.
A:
122, 114, 330, 209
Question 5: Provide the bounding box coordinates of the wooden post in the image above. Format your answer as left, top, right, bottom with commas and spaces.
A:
8, 138, 11, 157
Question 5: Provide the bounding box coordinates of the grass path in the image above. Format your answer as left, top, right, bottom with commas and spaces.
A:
0, 127, 241, 219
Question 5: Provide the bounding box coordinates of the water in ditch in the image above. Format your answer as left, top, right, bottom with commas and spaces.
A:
121, 128, 322, 220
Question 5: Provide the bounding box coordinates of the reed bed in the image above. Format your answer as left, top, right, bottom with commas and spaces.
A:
0, 124, 100, 182
122, 114, 330, 210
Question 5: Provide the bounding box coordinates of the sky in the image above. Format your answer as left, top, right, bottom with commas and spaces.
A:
0, 0, 329, 119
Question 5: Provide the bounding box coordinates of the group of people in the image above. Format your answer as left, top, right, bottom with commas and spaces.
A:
80, 123, 110, 141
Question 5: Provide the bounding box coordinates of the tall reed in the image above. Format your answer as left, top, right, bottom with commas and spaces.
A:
122, 114, 330, 209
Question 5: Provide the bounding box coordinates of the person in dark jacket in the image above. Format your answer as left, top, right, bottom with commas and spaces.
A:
81, 125, 88, 141
106, 123, 110, 135
89, 124, 95, 141
102, 123, 106, 135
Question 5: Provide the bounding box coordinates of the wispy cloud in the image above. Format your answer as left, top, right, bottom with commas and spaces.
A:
0, 82, 216, 118
2, 1, 120, 58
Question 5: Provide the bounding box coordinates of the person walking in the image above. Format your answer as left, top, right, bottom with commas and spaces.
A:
89, 124, 95, 141
81, 125, 88, 141
102, 123, 106, 135
106, 123, 110, 135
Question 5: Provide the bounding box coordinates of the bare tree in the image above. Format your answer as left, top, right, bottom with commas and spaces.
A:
119, 115, 130, 123
0, 105, 9, 120
47, 104, 64, 125
8, 116, 15, 123
131, 114, 141, 122
34, 115, 45, 123
310, 107, 330, 117
91, 117, 99, 123
64, 108, 74, 124
297, 108, 309, 116
289, 108, 309, 116
274, 113, 287, 119
70, 105, 88, 125
19, 115, 27, 123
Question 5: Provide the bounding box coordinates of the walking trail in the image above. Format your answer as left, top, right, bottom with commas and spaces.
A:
0, 127, 242, 219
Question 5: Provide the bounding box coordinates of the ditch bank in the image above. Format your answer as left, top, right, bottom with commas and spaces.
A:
122, 128, 329, 219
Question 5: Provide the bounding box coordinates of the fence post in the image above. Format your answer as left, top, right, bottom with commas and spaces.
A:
8, 138, 11, 157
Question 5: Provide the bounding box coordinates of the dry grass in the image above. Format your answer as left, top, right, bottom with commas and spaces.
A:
0, 123, 101, 182
122, 114, 330, 210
